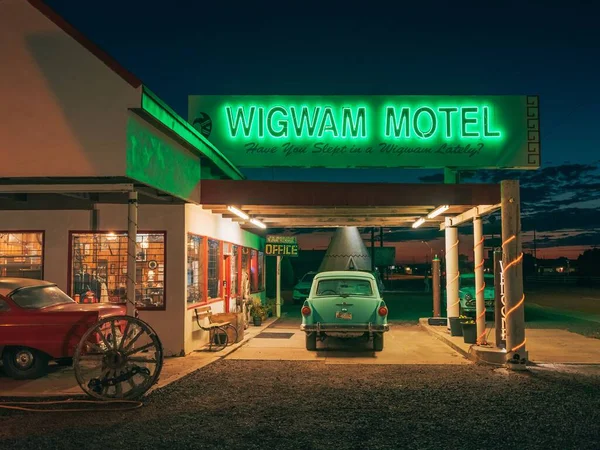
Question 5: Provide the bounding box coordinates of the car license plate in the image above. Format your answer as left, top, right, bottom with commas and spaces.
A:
336, 311, 352, 320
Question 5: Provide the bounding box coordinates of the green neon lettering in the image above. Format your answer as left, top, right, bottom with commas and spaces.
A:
385, 107, 410, 138
291, 106, 320, 137
266, 106, 288, 138
483, 106, 501, 137
438, 107, 458, 138
461, 107, 479, 137
341, 107, 366, 138
317, 107, 339, 137
258, 107, 264, 138
413, 107, 437, 139
226, 106, 256, 137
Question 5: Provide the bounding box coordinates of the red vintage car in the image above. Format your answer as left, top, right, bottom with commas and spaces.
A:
0, 278, 125, 380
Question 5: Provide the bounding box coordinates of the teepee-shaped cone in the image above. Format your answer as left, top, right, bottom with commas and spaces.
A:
318, 227, 372, 272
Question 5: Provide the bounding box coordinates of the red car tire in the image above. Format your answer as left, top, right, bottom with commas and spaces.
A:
2, 346, 49, 380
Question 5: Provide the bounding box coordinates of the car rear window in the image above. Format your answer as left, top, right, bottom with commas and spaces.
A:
316, 279, 373, 296
11, 285, 75, 309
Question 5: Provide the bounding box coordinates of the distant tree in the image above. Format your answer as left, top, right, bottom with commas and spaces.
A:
577, 249, 600, 276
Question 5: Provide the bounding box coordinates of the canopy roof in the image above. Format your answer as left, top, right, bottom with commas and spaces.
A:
200, 180, 501, 229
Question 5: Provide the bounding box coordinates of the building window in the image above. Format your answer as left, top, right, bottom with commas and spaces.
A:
70, 232, 166, 309
250, 249, 258, 292
258, 251, 265, 291
207, 239, 221, 299
231, 245, 239, 297
187, 235, 205, 304
0, 232, 44, 279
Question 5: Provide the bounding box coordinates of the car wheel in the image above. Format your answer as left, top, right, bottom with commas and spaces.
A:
305, 332, 317, 351
2, 347, 49, 380
373, 333, 384, 352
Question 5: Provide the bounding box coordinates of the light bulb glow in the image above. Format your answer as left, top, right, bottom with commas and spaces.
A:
427, 205, 449, 219
227, 205, 249, 220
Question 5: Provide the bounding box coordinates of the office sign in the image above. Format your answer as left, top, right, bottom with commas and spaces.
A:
265, 235, 299, 257
189, 95, 540, 169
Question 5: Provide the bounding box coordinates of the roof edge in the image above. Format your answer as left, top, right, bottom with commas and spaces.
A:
27, 0, 142, 88
141, 87, 244, 181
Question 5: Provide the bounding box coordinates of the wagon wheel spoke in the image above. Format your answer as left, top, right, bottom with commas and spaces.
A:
97, 329, 112, 350
125, 342, 156, 357
119, 321, 132, 350
115, 379, 123, 397
110, 320, 118, 349
127, 356, 158, 364
122, 328, 144, 352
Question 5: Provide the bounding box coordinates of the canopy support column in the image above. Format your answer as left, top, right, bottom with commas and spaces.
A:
127, 190, 138, 317
445, 219, 460, 323
474, 216, 486, 344
501, 180, 527, 369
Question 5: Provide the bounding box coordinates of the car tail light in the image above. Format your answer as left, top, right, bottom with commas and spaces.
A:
378, 306, 388, 316
301, 306, 311, 316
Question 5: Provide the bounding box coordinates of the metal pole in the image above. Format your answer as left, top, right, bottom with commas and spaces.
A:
445, 218, 459, 323
432, 255, 441, 317
501, 180, 527, 367
276, 255, 281, 318
473, 216, 486, 344
127, 191, 138, 317
493, 249, 505, 348
370, 227, 375, 272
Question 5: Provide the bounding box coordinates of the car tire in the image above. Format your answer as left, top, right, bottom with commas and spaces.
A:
305, 332, 317, 351
2, 346, 49, 380
373, 333, 384, 352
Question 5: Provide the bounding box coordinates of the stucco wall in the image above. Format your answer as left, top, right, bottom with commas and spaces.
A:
0, 204, 186, 357
0, 0, 140, 177
184, 204, 265, 354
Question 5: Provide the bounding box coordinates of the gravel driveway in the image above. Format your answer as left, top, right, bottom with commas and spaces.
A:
1, 360, 599, 450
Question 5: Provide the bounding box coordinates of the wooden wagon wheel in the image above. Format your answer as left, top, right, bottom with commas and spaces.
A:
73, 315, 163, 400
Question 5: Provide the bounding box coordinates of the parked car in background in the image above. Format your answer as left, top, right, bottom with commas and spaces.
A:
300, 271, 389, 351
443, 273, 495, 316
0, 278, 125, 379
292, 271, 317, 304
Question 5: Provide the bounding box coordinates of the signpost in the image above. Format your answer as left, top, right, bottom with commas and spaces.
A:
189, 95, 540, 169
266, 236, 299, 318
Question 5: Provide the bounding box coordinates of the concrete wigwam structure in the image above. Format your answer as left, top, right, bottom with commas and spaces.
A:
318, 227, 372, 272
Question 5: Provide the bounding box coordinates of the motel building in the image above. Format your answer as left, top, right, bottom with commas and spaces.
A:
1, 1, 540, 366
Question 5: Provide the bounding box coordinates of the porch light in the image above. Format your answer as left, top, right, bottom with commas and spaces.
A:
412, 218, 426, 229
250, 218, 267, 229
227, 206, 249, 220
427, 205, 449, 219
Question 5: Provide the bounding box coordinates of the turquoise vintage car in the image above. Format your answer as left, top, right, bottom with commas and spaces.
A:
444, 273, 495, 316
300, 271, 389, 351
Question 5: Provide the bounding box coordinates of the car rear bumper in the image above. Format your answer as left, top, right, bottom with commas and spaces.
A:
301, 323, 389, 333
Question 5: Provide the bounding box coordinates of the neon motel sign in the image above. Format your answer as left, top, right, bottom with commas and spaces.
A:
188, 95, 540, 169
224, 105, 502, 140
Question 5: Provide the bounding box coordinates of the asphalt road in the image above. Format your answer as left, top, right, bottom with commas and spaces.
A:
1, 360, 599, 449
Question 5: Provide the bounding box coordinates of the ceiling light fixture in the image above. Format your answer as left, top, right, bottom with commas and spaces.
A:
412, 218, 426, 229
250, 218, 267, 229
227, 205, 249, 220
427, 205, 450, 219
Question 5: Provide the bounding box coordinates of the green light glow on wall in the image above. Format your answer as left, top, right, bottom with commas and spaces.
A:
188, 95, 540, 169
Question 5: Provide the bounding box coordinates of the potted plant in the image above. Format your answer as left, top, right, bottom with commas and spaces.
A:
461, 319, 477, 344
449, 315, 470, 336
248, 299, 268, 326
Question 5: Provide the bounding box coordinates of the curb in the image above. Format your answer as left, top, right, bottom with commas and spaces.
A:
418, 318, 470, 360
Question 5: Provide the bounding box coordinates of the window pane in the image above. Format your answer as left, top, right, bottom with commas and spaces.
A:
11, 285, 74, 309
71, 232, 165, 309
208, 239, 221, 299
316, 279, 373, 296
0, 232, 44, 279
187, 235, 204, 304
258, 251, 264, 291
250, 249, 258, 292
231, 245, 239, 296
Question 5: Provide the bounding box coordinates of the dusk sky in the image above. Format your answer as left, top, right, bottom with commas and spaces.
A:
46, 0, 600, 262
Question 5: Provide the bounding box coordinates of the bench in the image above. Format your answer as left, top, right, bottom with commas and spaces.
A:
194, 306, 237, 351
